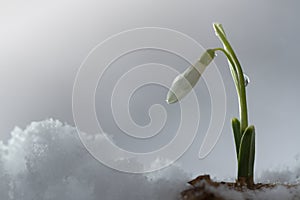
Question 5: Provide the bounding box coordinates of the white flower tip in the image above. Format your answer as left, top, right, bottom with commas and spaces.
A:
166, 91, 178, 104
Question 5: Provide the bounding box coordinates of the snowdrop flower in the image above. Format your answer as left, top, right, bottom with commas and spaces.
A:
166, 49, 215, 104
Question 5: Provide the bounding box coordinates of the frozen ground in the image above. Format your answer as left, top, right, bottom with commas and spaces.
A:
0, 119, 299, 200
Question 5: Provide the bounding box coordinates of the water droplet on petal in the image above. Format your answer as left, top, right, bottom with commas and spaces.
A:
244, 73, 250, 87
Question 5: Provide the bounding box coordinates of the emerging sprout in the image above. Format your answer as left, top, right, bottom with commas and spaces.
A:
166, 23, 256, 187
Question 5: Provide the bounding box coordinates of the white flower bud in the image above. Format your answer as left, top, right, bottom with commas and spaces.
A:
166, 49, 215, 104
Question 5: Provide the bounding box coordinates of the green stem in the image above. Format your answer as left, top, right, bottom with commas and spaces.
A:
213, 24, 248, 132
213, 48, 239, 96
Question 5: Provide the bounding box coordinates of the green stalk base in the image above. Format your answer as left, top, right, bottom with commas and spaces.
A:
237, 176, 254, 188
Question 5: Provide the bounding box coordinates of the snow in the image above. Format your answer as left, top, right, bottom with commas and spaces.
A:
0, 119, 188, 200
258, 167, 300, 185
0, 119, 299, 199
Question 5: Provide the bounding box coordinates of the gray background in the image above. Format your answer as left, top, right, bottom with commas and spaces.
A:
1, 0, 299, 179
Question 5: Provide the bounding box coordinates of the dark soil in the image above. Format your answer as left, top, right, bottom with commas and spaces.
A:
181, 175, 298, 200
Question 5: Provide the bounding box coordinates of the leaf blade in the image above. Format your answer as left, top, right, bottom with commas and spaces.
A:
238, 125, 255, 178
232, 118, 241, 158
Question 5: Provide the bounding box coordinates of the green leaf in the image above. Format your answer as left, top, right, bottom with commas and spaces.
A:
248, 126, 255, 177
231, 118, 241, 158
213, 23, 226, 38
213, 23, 248, 132
213, 24, 239, 89
238, 125, 255, 178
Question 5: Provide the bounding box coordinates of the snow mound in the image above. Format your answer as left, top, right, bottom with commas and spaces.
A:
0, 119, 188, 200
